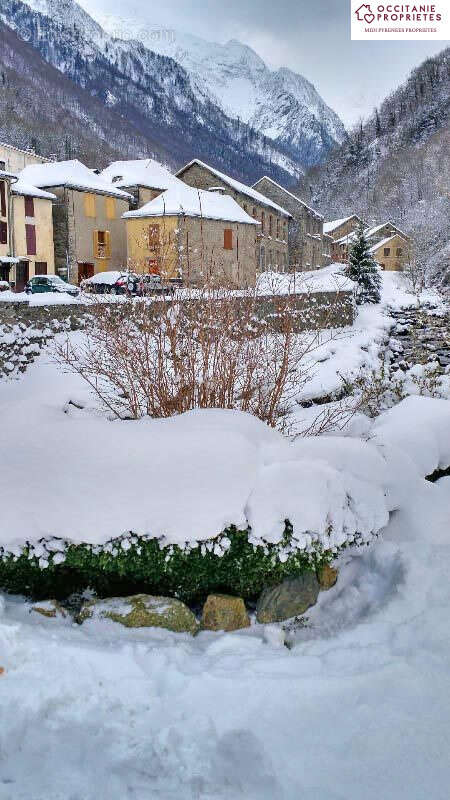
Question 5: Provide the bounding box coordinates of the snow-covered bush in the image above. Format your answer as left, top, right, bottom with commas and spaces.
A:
54, 289, 338, 429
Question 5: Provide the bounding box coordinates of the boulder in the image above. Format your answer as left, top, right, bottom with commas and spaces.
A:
31, 600, 67, 619
317, 564, 338, 590
201, 594, 250, 632
256, 573, 320, 623
78, 594, 198, 635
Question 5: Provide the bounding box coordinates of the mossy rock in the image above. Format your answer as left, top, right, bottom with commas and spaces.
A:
317, 564, 338, 590
256, 573, 320, 623
201, 594, 250, 632
78, 594, 199, 634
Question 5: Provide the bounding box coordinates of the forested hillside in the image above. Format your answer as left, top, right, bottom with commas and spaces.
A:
297, 49, 450, 283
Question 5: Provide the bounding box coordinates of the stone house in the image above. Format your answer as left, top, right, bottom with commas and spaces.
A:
323, 215, 365, 263
252, 176, 325, 270
331, 219, 411, 270
100, 159, 182, 210
124, 184, 260, 287
369, 234, 409, 271
0, 141, 48, 174
322, 233, 334, 266
19, 160, 132, 284
175, 160, 291, 273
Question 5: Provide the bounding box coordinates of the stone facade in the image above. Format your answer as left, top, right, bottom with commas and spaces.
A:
126, 213, 259, 287
176, 161, 290, 274
252, 177, 324, 271
370, 234, 409, 271
0, 143, 48, 173
324, 215, 365, 264
50, 187, 130, 283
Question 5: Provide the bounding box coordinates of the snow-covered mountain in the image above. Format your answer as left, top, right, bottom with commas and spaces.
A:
96, 15, 346, 167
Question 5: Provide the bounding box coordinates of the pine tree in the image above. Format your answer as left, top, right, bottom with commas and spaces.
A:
345, 225, 382, 304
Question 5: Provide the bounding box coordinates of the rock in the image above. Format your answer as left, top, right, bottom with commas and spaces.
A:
31, 600, 67, 619
78, 594, 198, 634
256, 574, 320, 624
317, 564, 338, 590
201, 594, 250, 632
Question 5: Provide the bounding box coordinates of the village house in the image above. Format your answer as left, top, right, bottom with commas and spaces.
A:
322, 233, 334, 266
0, 141, 48, 174
175, 159, 291, 273
18, 160, 132, 284
0, 169, 16, 284
252, 176, 325, 270
323, 215, 366, 263
10, 178, 56, 291
123, 183, 260, 287
369, 234, 409, 271
100, 159, 182, 210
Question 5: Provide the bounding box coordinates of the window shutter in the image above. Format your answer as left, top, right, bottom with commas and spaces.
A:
0, 221, 7, 244
224, 229, 233, 250
105, 197, 116, 220
84, 193, 96, 218
24, 196, 35, 217
93, 230, 99, 257
25, 224, 36, 255
0, 182, 5, 217
105, 231, 111, 258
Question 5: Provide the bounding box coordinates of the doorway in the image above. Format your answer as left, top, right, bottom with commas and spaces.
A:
16, 261, 29, 293
78, 262, 94, 284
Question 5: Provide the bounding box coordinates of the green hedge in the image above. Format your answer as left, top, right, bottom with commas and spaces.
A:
0, 526, 333, 604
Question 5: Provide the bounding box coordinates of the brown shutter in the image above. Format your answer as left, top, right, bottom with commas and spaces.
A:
26, 224, 36, 255
24, 196, 35, 217
35, 262, 47, 275
0, 182, 5, 217
0, 221, 7, 244
224, 229, 233, 250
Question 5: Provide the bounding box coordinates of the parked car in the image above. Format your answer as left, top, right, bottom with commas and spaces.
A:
25, 275, 79, 297
80, 271, 139, 295
137, 275, 182, 296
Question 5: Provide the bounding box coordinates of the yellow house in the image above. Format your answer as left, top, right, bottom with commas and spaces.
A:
369, 234, 409, 271
0, 169, 15, 284
10, 178, 56, 291
124, 184, 260, 287
19, 160, 132, 284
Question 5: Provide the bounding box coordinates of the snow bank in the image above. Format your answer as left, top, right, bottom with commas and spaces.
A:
256, 264, 354, 295
0, 344, 449, 560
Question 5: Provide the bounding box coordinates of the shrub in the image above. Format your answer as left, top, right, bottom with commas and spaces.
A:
0, 526, 334, 605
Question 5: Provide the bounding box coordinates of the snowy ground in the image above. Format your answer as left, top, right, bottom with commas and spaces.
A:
0, 271, 449, 799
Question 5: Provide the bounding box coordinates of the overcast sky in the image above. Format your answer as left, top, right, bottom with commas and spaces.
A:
79, 0, 446, 127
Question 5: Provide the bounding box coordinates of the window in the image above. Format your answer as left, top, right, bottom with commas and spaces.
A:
0, 221, 7, 244
261, 212, 265, 233
24, 196, 35, 218
260, 246, 265, 270
84, 193, 96, 218
223, 229, 233, 250
252, 207, 256, 218
0, 181, 6, 218
384, 247, 390, 256
94, 230, 111, 258
276, 218, 280, 238
396, 247, 403, 256
105, 196, 116, 220
0, 161, 5, 170
148, 224, 160, 248
25, 224, 36, 255
269, 215, 273, 236
35, 262, 47, 275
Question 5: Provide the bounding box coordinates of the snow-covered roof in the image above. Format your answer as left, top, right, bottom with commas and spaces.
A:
252, 176, 323, 219
0, 170, 17, 181
18, 160, 133, 199
12, 178, 56, 201
369, 235, 406, 254
323, 215, 361, 234
366, 222, 409, 240
176, 159, 292, 217
100, 159, 181, 192
124, 184, 261, 224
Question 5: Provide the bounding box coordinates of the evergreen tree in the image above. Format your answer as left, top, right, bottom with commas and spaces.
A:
345, 225, 382, 304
